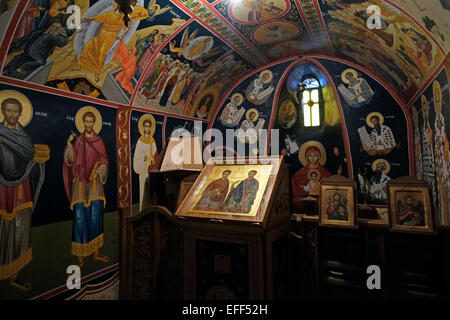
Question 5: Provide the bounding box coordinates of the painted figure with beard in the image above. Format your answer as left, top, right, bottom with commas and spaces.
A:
195, 170, 231, 211
5, 23, 73, 77
359, 112, 396, 155
63, 108, 109, 267
223, 170, 259, 214
0, 95, 47, 291
369, 159, 391, 203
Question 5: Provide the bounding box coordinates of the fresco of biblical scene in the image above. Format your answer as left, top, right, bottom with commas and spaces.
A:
411, 68, 450, 227
389, 0, 450, 52
134, 21, 230, 116
227, 0, 290, 24
0, 84, 118, 300
183, 53, 253, 121
130, 111, 163, 215
337, 68, 374, 108
3, 0, 188, 105
0, 90, 49, 292
251, 21, 302, 45
270, 60, 347, 214
358, 112, 397, 156
319, 0, 444, 96
326, 32, 413, 95
190, 165, 273, 216
267, 40, 315, 59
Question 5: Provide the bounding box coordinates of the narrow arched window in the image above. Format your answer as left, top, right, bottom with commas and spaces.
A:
300, 77, 321, 127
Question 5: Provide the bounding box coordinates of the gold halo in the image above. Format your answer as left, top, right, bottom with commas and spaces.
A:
231, 93, 244, 106
372, 159, 391, 175
341, 68, 358, 84
246, 108, 259, 121
260, 70, 273, 83
366, 112, 384, 128
308, 169, 321, 180
138, 114, 156, 136
0, 90, 33, 127
298, 140, 326, 167
75, 106, 102, 134
421, 95, 429, 114
433, 80, 442, 114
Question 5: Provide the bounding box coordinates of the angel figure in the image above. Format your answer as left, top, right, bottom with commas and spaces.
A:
145, 0, 172, 22
169, 27, 198, 57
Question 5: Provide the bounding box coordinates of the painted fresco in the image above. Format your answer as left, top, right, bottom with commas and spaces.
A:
0, 83, 118, 299
183, 52, 253, 120
227, 0, 290, 24
318, 0, 445, 97
133, 20, 230, 115
295, 0, 332, 54
130, 110, 163, 214
412, 67, 450, 227
175, 0, 266, 66
2, 0, 189, 104
209, 61, 292, 158
271, 60, 347, 214
215, 0, 314, 59
209, 56, 412, 221
316, 58, 410, 219
389, 0, 450, 52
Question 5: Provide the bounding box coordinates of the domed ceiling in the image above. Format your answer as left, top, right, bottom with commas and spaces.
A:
0, 0, 448, 119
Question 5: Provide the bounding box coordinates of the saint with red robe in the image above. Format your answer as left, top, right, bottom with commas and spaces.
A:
63, 109, 109, 267
195, 170, 231, 211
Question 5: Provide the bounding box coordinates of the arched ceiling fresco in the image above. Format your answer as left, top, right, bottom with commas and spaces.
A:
0, 0, 448, 120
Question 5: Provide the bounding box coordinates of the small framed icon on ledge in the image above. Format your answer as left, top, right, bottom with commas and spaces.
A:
319, 175, 357, 229
387, 177, 434, 234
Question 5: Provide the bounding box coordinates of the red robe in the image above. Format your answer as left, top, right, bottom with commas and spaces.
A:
114, 42, 137, 95
63, 132, 109, 204
291, 165, 331, 213
195, 178, 229, 210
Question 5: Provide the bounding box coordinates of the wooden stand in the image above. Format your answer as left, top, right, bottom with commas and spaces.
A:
180, 162, 291, 299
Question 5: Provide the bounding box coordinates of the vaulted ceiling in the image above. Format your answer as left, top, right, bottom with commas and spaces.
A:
0, 0, 449, 117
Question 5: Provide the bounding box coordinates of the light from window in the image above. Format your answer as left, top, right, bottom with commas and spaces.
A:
302, 80, 320, 127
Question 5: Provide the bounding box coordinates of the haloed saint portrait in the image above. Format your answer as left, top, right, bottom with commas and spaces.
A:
190, 165, 273, 216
